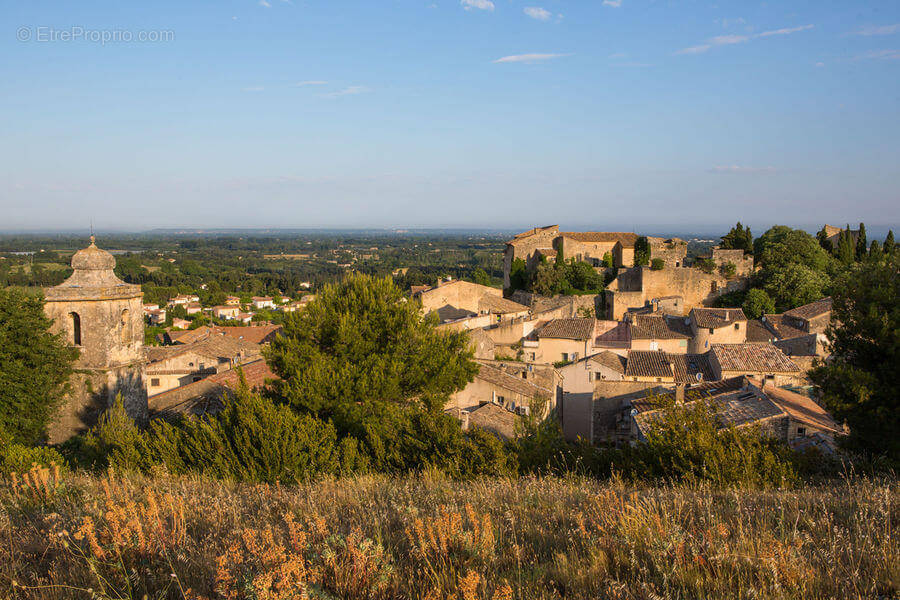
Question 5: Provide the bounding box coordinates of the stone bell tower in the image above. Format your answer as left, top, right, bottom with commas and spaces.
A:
43, 237, 147, 443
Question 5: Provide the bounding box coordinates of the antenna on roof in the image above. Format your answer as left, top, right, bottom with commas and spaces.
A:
90, 219, 95, 245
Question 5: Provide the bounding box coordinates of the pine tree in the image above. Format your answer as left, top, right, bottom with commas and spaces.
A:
869, 239, 882, 259
885, 230, 895, 255
855, 222, 868, 260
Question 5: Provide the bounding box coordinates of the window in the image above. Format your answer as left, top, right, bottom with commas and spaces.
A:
709, 328, 715, 334
496, 395, 505, 405
521, 371, 527, 379
797, 427, 807, 436
192, 376, 202, 382
562, 353, 569, 362
150, 378, 160, 387
69, 312, 81, 346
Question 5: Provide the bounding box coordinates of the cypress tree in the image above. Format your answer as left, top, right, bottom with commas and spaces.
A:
885, 230, 895, 255
856, 222, 868, 260
869, 239, 882, 259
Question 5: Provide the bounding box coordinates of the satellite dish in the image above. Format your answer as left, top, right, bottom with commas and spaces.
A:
695, 372, 704, 381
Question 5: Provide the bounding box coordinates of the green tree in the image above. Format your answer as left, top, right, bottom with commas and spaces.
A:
810, 252, 900, 461
816, 226, 834, 254
855, 223, 868, 260
836, 226, 856, 265
763, 265, 830, 311
721, 222, 753, 253
508, 258, 528, 292
650, 258, 665, 271
742, 288, 775, 320
0, 289, 79, 445
532, 262, 564, 296
754, 226, 833, 310
601, 251, 614, 268
265, 274, 496, 473
471, 268, 492, 287
634, 236, 650, 267
564, 260, 604, 292
885, 230, 895, 255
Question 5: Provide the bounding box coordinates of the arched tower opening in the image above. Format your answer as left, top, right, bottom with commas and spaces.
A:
69, 312, 82, 346
120, 308, 131, 344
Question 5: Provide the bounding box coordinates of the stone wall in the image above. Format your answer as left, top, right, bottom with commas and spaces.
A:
605, 266, 749, 320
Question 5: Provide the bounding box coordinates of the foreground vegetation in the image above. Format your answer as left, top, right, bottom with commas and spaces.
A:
1, 469, 897, 600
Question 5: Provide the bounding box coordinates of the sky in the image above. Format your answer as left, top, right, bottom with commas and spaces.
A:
2, 0, 899, 234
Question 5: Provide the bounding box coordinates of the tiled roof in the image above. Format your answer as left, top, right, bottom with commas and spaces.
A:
149, 359, 278, 418
146, 335, 261, 366
760, 315, 807, 340
784, 297, 832, 321
630, 314, 691, 340
538, 318, 595, 340
560, 231, 639, 245
625, 350, 674, 379
746, 319, 777, 343
467, 403, 520, 439
711, 344, 800, 373
633, 387, 784, 433
628, 376, 749, 413
690, 308, 747, 329
508, 225, 558, 244
755, 380, 844, 434
475, 364, 550, 398
589, 351, 627, 373
669, 353, 715, 384
478, 295, 529, 314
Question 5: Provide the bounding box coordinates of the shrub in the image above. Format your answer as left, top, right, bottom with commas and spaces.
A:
623, 396, 798, 487
696, 258, 716, 274
76, 386, 363, 483
650, 258, 665, 271
720, 261, 737, 278
0, 428, 67, 475
742, 288, 775, 319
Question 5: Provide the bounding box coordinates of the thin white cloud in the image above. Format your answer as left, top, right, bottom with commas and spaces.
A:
815, 61, 825, 67
259, 0, 271, 7
857, 49, 900, 60
847, 23, 899, 37
296, 80, 328, 86
677, 24, 813, 55
757, 24, 814, 37
242, 86, 265, 92
524, 7, 552, 21
493, 53, 570, 63
602, 0, 622, 7
609, 52, 627, 59
708, 165, 776, 174
461, 0, 494, 11
322, 85, 371, 98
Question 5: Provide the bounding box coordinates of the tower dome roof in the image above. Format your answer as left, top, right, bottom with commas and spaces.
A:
44, 236, 141, 300
71, 237, 116, 271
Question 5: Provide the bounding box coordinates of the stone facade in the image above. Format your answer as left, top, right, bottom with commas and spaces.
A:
604, 265, 749, 320
43, 239, 148, 443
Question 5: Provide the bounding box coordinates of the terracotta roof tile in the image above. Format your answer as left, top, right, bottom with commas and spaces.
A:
625, 351, 674, 379
630, 314, 691, 340
475, 364, 550, 398
690, 308, 747, 329
784, 297, 832, 321
538, 318, 596, 340
711, 344, 800, 373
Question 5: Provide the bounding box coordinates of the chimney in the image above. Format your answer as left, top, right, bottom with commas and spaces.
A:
675, 383, 685, 404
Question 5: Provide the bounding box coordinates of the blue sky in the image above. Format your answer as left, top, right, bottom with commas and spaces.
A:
2, 0, 899, 234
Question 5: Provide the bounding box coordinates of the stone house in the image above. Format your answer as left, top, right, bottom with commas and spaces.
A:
605, 264, 748, 320
627, 313, 691, 353
557, 352, 626, 442
503, 225, 641, 289
524, 318, 597, 364
623, 350, 715, 384
708, 343, 802, 386
212, 305, 241, 319
42, 238, 148, 442
148, 358, 277, 419
687, 308, 748, 352
145, 334, 261, 396
448, 363, 553, 415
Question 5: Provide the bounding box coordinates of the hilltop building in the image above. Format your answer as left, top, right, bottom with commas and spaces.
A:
43, 237, 148, 443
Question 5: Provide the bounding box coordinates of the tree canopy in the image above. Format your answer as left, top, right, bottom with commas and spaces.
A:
753, 226, 833, 311
0, 289, 78, 445
721, 222, 753, 254
810, 252, 900, 462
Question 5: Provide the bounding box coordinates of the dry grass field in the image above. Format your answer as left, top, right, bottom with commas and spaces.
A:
1, 466, 897, 600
